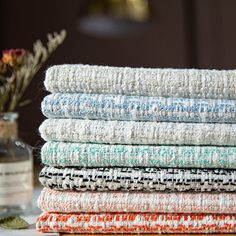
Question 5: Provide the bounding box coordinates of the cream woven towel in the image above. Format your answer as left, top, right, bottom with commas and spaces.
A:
38, 188, 236, 214
44, 64, 236, 99
39, 119, 236, 146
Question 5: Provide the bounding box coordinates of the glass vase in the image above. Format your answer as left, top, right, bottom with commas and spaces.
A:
0, 112, 33, 216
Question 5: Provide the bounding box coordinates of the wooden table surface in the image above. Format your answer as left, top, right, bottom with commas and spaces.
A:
60, 234, 236, 236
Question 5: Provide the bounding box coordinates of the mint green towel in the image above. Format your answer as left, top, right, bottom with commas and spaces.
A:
41, 142, 236, 169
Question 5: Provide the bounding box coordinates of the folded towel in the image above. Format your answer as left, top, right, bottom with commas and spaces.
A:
38, 188, 236, 214
42, 141, 236, 169
36, 212, 236, 234
39, 119, 236, 146
44, 64, 236, 99
39, 167, 236, 192
42, 93, 236, 123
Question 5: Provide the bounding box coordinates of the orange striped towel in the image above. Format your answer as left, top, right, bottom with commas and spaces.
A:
36, 212, 236, 234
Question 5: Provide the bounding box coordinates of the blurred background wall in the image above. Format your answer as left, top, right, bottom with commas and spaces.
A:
1, 0, 236, 150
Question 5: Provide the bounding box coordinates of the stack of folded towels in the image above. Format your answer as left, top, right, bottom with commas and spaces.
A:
36, 64, 236, 234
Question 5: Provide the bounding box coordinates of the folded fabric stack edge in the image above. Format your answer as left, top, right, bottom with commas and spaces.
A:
37, 212, 236, 234
38, 188, 236, 213
44, 65, 236, 99
41, 141, 236, 168
39, 119, 236, 146
42, 93, 236, 123
39, 166, 236, 192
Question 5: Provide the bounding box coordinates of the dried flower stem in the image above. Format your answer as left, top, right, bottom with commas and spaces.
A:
0, 30, 66, 112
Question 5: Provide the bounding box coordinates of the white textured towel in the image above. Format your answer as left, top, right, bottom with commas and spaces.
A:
44, 64, 236, 99
39, 119, 236, 146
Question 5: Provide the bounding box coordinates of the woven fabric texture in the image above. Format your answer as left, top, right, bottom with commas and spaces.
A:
39, 119, 236, 146
41, 93, 236, 123
36, 212, 236, 234
39, 166, 236, 192
42, 141, 236, 169
38, 188, 236, 214
44, 64, 236, 99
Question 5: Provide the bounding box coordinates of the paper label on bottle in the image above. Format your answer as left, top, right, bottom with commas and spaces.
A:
0, 160, 33, 206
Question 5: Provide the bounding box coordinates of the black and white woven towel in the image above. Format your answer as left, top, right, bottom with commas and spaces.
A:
39, 167, 236, 192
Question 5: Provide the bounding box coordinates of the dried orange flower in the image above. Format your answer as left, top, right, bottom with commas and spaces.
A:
0, 30, 66, 112
2, 49, 27, 67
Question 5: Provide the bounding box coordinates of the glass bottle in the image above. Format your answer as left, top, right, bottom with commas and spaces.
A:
0, 112, 33, 216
